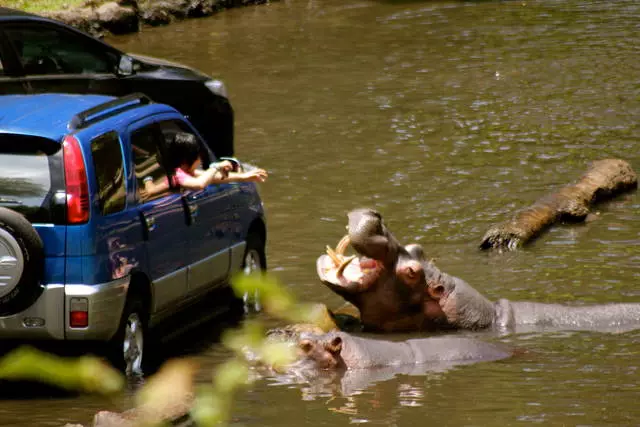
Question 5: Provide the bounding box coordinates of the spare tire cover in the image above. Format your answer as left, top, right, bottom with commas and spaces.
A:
0, 207, 45, 316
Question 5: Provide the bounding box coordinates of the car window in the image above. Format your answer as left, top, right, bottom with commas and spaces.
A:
3, 25, 115, 75
131, 125, 172, 203
158, 119, 212, 166
91, 131, 126, 215
0, 51, 5, 75
0, 134, 62, 223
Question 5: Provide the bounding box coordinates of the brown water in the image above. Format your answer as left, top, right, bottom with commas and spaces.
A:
4, 0, 640, 425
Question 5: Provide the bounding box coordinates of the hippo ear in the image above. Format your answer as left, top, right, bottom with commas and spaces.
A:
327, 336, 343, 355
299, 339, 314, 354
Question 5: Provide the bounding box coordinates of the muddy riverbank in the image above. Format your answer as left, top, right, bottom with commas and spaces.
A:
37, 0, 273, 37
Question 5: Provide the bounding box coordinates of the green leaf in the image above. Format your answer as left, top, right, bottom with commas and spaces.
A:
212, 359, 250, 393
0, 346, 124, 395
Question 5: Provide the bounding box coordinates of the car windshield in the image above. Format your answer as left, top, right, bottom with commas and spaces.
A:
0, 134, 62, 223
4, 25, 115, 75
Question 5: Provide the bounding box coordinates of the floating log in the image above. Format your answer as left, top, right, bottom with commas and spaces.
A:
480, 159, 638, 250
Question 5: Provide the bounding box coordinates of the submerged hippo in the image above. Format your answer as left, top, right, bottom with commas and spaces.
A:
317, 208, 640, 333
293, 331, 514, 371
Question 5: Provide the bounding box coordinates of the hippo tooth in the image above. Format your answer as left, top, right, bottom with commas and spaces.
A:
335, 235, 351, 255
325, 245, 342, 267
336, 255, 357, 278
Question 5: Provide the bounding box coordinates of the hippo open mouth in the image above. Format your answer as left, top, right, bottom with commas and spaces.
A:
316, 235, 383, 292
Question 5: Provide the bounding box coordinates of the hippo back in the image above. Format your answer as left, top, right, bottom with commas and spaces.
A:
336, 332, 415, 369
336, 332, 513, 369
406, 336, 513, 363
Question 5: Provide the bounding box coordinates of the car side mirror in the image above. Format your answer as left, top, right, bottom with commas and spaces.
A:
117, 55, 134, 76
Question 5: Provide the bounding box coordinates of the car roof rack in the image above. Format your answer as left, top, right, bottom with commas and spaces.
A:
69, 93, 153, 131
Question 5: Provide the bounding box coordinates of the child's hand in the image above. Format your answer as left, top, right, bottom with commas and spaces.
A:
212, 160, 235, 178
217, 160, 235, 173
244, 168, 268, 182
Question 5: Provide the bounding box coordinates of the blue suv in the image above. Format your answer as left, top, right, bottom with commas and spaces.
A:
0, 93, 267, 375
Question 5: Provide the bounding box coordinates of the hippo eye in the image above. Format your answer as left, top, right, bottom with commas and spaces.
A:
299, 340, 313, 354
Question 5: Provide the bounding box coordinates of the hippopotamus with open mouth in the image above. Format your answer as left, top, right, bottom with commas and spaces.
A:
317, 209, 447, 332
317, 208, 640, 334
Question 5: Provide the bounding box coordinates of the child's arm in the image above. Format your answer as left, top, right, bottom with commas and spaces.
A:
139, 176, 170, 200
180, 163, 267, 189
178, 167, 226, 190
224, 168, 269, 183
193, 160, 235, 177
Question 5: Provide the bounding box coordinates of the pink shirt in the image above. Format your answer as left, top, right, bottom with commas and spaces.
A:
172, 168, 192, 187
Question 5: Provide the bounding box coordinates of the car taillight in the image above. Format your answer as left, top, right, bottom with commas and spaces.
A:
69, 297, 89, 328
62, 135, 90, 224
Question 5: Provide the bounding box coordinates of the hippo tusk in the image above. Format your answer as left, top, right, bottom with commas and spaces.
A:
335, 235, 351, 255
326, 235, 352, 267
326, 235, 356, 275
326, 245, 342, 266
326, 245, 356, 273
336, 255, 357, 277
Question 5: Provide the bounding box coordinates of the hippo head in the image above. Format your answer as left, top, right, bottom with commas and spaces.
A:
317, 209, 446, 332
317, 209, 397, 298
296, 333, 346, 370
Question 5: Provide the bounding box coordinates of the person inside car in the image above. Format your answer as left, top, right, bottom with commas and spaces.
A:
169, 132, 268, 189
142, 132, 267, 197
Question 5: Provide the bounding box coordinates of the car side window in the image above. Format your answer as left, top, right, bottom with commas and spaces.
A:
0, 51, 5, 75
158, 119, 212, 166
131, 125, 172, 203
91, 131, 126, 215
3, 25, 115, 75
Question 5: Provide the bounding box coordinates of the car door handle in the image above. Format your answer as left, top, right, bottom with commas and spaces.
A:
145, 215, 157, 232
189, 203, 198, 218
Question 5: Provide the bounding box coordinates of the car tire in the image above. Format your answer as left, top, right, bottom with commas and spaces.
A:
241, 233, 267, 313
109, 296, 148, 377
0, 207, 45, 316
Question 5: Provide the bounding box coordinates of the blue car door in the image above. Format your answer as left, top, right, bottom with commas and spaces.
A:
157, 119, 232, 295
127, 120, 189, 316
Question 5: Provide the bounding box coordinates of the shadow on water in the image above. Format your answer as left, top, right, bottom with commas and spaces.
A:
148, 286, 245, 362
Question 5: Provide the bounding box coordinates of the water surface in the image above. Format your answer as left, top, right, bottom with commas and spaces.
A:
4, 0, 640, 425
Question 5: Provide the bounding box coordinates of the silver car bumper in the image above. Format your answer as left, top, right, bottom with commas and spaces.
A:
0, 277, 129, 341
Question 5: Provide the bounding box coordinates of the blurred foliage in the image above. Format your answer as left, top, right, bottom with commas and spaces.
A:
190, 272, 321, 425
0, 273, 327, 426
232, 273, 337, 330
0, 346, 123, 395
